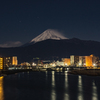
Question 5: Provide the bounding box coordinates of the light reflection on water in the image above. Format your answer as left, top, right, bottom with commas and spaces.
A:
92, 81, 98, 100
51, 71, 56, 100
78, 75, 83, 100
0, 76, 4, 100
0, 71, 100, 100
52, 71, 55, 87
45, 71, 48, 80
64, 71, 69, 100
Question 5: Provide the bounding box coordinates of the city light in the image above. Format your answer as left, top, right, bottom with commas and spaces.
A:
93, 63, 96, 66
32, 63, 36, 66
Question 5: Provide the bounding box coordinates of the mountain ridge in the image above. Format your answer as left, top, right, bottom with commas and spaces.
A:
30, 29, 68, 43
22, 29, 68, 47
0, 38, 100, 63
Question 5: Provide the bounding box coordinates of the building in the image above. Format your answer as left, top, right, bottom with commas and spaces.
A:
62, 58, 70, 66
92, 55, 99, 67
56, 61, 64, 66
79, 56, 86, 67
0, 56, 18, 70
78, 54, 99, 67
0, 57, 3, 70
85, 56, 92, 67
12, 56, 18, 65
21, 62, 30, 66
70, 55, 79, 66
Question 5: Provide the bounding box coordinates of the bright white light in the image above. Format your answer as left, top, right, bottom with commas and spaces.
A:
52, 64, 55, 67
32, 63, 36, 66
46, 65, 47, 68
93, 63, 96, 66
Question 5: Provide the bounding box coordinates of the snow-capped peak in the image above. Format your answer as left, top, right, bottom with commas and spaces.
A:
30, 29, 68, 43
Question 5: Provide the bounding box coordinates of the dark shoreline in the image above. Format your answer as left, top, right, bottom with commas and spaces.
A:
0, 69, 32, 76
68, 69, 100, 76
1, 68, 100, 77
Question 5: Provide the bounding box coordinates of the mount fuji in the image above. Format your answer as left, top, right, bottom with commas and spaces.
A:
30, 29, 68, 43
0, 29, 100, 63
22, 29, 68, 46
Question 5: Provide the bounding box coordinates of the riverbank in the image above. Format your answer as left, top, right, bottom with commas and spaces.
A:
1, 68, 100, 77
0, 69, 32, 76
68, 69, 100, 76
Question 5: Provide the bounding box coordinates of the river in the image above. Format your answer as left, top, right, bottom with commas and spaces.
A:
0, 71, 100, 100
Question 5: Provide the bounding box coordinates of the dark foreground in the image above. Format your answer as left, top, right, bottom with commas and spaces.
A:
0, 71, 100, 100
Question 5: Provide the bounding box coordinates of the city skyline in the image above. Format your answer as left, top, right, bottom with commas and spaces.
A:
0, 0, 100, 47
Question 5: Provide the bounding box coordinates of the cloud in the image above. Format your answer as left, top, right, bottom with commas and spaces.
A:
0, 41, 22, 48
52, 29, 68, 39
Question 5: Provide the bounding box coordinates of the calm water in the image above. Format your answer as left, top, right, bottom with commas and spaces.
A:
0, 71, 100, 100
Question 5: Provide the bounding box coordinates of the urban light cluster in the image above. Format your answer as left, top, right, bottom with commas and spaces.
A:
0, 56, 18, 70
70, 54, 99, 67
0, 54, 99, 70
41, 54, 99, 68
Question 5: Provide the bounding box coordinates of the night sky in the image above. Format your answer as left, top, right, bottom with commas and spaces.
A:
0, 0, 100, 47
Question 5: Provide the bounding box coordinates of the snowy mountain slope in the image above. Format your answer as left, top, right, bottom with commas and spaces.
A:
30, 29, 68, 43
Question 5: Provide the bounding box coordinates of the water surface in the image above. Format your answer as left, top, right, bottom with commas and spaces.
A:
0, 71, 100, 100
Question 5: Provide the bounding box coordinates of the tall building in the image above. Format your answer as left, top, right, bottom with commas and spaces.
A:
12, 56, 18, 65
70, 55, 79, 66
0, 57, 3, 70
85, 56, 92, 67
79, 56, 86, 66
91, 55, 99, 67
78, 54, 99, 67
1, 56, 18, 70
3, 57, 12, 68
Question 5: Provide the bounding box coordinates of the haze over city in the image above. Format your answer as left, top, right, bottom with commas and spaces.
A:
0, 0, 100, 47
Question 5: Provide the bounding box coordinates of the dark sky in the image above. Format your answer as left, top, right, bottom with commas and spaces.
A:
0, 0, 100, 47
